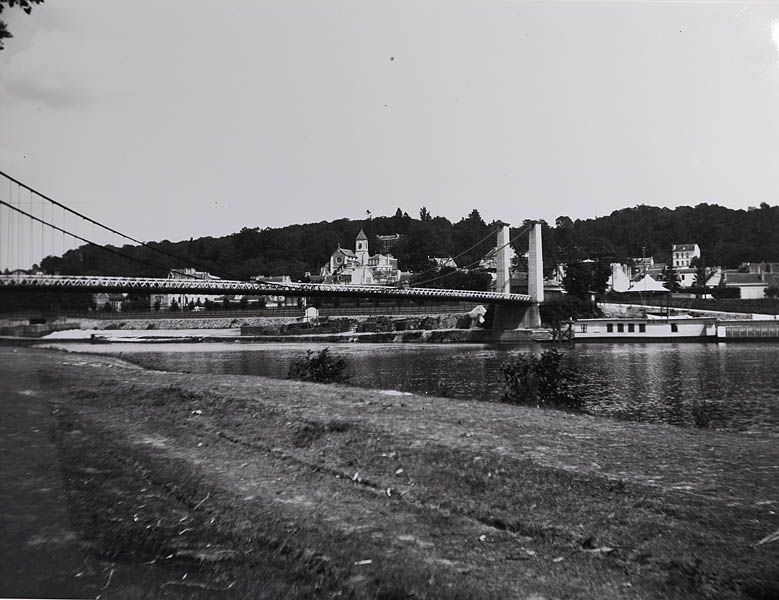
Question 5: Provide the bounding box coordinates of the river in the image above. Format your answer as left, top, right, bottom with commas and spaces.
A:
43, 339, 779, 434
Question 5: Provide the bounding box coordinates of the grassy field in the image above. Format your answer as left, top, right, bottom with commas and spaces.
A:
1, 346, 777, 598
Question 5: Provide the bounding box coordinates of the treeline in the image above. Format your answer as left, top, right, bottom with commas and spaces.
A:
36, 203, 779, 281
541, 203, 779, 269
39, 208, 501, 281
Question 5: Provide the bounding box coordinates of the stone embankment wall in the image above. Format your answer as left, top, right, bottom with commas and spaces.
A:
240, 314, 476, 337
60, 316, 301, 331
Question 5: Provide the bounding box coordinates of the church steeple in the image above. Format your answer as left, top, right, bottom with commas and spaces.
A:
355, 229, 369, 265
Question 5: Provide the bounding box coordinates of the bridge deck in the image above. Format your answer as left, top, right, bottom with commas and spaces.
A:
0, 275, 533, 305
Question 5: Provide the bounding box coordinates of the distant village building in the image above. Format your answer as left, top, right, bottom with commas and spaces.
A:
677, 268, 697, 289
430, 256, 457, 269
724, 270, 779, 299
320, 229, 400, 285
255, 274, 304, 307
608, 263, 632, 293
92, 292, 126, 311
629, 257, 657, 279
150, 268, 222, 309
646, 262, 666, 282
672, 244, 701, 268
744, 262, 779, 275
479, 246, 516, 271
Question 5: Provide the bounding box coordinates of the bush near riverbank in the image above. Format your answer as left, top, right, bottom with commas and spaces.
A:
501, 349, 584, 411
288, 348, 349, 383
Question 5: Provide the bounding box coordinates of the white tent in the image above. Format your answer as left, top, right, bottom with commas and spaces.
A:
628, 274, 669, 293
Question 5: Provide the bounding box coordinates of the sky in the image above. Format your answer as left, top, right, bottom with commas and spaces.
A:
3, 1, 779, 269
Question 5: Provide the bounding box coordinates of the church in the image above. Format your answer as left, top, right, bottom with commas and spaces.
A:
320, 229, 401, 285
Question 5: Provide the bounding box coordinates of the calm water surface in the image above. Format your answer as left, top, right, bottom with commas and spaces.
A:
50, 341, 779, 433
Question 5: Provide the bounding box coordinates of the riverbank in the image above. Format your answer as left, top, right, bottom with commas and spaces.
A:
1, 346, 776, 598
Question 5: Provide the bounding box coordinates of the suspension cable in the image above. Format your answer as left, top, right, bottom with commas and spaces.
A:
406, 225, 501, 281
411, 224, 532, 288
0, 169, 246, 281
0, 199, 208, 280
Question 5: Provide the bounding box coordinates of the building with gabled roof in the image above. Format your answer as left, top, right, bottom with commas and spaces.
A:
724, 271, 779, 299
320, 230, 400, 285
672, 243, 700, 268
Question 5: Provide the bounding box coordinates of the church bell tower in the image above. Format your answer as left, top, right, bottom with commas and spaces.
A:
355, 229, 369, 265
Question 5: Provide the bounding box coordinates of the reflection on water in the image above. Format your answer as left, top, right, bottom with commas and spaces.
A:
50, 341, 778, 433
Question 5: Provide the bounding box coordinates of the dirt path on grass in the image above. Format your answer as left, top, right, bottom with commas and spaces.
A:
1, 346, 777, 599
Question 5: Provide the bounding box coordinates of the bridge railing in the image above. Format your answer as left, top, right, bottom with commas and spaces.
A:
0, 275, 533, 304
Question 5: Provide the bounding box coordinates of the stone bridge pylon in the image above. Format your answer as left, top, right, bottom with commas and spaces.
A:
492, 222, 543, 330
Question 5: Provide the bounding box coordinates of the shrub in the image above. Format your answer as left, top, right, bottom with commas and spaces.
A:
288, 348, 349, 384
500, 349, 584, 411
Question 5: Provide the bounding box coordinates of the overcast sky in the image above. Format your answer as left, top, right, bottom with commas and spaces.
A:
3, 1, 779, 268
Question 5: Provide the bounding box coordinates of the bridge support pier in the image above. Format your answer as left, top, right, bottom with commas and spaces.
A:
493, 303, 541, 330
493, 221, 543, 331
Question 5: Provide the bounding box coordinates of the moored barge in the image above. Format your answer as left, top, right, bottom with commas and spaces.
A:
573, 317, 779, 342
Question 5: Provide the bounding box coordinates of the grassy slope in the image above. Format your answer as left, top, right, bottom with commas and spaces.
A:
6, 347, 778, 599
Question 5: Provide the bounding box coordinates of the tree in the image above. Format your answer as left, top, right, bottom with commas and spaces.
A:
419, 206, 432, 221
0, 1, 43, 50
562, 261, 609, 300
410, 267, 491, 291
452, 210, 491, 268
691, 257, 709, 288
662, 264, 680, 292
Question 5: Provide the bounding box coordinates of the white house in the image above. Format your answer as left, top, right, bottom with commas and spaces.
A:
677, 267, 697, 289
672, 243, 700, 268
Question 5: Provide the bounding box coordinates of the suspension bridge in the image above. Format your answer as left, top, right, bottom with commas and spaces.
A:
0, 170, 544, 327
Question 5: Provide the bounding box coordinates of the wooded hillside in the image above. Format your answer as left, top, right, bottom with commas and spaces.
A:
37, 203, 779, 281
